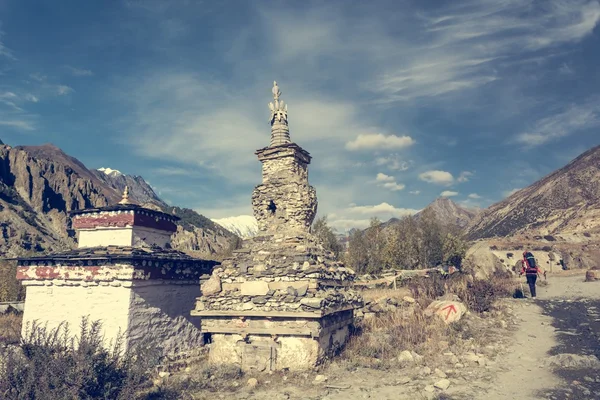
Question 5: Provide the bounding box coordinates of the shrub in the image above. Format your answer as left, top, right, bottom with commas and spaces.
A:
0, 318, 162, 400
490, 245, 498, 251
541, 246, 552, 252
543, 235, 556, 241
583, 232, 591, 238
0, 313, 22, 345
405, 273, 447, 301
507, 253, 513, 258
0, 260, 25, 302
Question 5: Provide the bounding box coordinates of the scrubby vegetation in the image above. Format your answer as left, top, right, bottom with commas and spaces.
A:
342, 272, 517, 370
0, 319, 162, 400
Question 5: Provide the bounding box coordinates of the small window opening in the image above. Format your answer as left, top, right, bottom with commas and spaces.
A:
267, 200, 277, 215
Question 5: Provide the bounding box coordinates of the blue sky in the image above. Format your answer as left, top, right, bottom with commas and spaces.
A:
1, 0, 599, 231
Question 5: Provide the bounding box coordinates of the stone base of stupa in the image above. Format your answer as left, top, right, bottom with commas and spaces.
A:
191, 233, 361, 371
194, 308, 353, 371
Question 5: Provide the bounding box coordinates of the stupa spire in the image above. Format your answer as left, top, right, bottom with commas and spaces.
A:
118, 186, 135, 205
268, 81, 291, 147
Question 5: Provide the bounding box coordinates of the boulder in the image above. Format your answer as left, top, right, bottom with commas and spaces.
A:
585, 269, 599, 282
398, 350, 414, 363
425, 300, 467, 324
434, 379, 451, 390
201, 274, 222, 296
464, 242, 509, 279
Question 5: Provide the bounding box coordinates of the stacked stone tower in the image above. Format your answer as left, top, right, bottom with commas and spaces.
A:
192, 82, 362, 372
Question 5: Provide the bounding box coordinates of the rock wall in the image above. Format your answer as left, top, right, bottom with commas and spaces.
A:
196, 234, 362, 314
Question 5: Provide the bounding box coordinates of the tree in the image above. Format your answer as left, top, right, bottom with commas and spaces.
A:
442, 232, 468, 268
345, 229, 367, 273
311, 216, 343, 258
418, 208, 444, 266
382, 216, 422, 270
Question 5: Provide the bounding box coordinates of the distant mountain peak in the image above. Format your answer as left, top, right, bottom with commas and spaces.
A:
212, 215, 259, 239
97, 167, 123, 176
417, 197, 477, 228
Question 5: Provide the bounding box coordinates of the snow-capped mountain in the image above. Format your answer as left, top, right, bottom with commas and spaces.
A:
212, 215, 259, 239
97, 167, 122, 176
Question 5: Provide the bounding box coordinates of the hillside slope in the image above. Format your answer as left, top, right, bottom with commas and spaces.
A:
466, 145, 600, 239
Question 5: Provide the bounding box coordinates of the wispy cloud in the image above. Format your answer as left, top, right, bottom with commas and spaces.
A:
346, 133, 415, 151
440, 190, 458, 197
419, 170, 454, 185
375, 154, 412, 171
371, 0, 600, 103
25, 94, 39, 103
0, 26, 15, 60
65, 66, 94, 76
0, 120, 35, 130
468, 193, 482, 199
515, 100, 600, 146
374, 172, 405, 191
457, 171, 474, 183
56, 85, 74, 96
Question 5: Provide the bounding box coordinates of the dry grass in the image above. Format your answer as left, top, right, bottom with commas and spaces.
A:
341, 306, 460, 370
0, 313, 22, 345
342, 272, 518, 370
360, 287, 412, 303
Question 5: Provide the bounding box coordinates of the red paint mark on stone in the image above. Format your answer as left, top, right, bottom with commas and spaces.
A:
441, 304, 457, 321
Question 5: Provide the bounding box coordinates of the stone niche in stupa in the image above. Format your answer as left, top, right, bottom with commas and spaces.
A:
192, 82, 362, 372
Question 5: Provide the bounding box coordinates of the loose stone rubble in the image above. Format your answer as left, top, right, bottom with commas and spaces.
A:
193, 82, 362, 371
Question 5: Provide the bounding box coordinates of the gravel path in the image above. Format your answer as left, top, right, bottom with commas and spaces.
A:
478, 274, 600, 400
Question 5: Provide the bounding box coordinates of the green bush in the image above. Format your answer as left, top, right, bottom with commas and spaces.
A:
0, 318, 162, 400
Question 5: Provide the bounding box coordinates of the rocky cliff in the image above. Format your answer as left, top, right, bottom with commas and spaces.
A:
466, 145, 600, 239
0, 141, 235, 258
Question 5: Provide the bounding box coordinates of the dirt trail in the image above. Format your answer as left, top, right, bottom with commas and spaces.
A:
477, 300, 557, 399
479, 273, 600, 400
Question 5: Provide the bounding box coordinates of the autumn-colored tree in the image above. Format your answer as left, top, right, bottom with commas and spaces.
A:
311, 216, 343, 258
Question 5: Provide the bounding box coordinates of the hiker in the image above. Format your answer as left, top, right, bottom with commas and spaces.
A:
520, 251, 543, 298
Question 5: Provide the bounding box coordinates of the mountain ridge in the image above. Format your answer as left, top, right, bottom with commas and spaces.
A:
0, 140, 235, 258
466, 144, 600, 239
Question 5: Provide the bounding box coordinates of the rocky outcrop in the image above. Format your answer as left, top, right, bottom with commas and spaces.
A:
466, 145, 600, 239
0, 141, 235, 257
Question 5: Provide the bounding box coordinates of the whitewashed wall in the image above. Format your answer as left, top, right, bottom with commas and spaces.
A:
78, 228, 133, 248
128, 283, 203, 355
21, 284, 132, 349
21, 281, 203, 356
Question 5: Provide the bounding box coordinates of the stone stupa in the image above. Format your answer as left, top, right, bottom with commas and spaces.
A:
192, 81, 362, 371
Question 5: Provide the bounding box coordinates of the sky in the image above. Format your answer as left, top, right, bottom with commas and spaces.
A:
1, 0, 599, 231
